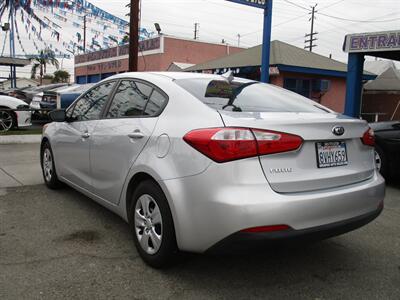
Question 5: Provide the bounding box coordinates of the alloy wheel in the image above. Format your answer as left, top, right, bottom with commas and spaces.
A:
43, 148, 53, 182
0, 110, 13, 133
134, 194, 163, 255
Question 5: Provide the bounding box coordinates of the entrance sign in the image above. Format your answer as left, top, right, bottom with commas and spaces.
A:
225, 0, 273, 83
344, 30, 400, 53
225, 0, 267, 9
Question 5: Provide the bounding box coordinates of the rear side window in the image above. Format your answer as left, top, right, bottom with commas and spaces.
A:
144, 90, 167, 116
106, 80, 167, 118
175, 78, 328, 113
107, 80, 152, 118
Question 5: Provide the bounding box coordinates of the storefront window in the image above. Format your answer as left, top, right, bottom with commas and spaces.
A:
283, 78, 311, 98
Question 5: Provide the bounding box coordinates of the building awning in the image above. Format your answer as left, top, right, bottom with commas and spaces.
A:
167, 62, 195, 71
0, 57, 31, 67
364, 67, 400, 91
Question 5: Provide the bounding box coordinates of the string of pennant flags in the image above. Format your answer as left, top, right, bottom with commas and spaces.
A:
0, 0, 155, 59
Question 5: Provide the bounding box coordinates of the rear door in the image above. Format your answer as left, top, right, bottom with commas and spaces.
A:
89, 79, 168, 204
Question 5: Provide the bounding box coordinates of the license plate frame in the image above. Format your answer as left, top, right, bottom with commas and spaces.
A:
316, 141, 348, 168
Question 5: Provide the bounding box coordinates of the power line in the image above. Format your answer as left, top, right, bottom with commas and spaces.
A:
318, 12, 400, 23
241, 12, 309, 37
318, 0, 346, 11
282, 0, 310, 12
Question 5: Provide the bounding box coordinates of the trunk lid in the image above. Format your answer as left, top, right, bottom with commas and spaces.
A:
219, 111, 375, 193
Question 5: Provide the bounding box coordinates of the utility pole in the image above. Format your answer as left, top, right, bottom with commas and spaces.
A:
237, 34, 241, 47
83, 15, 87, 53
9, 1, 16, 88
304, 4, 318, 52
194, 23, 199, 40
129, 0, 140, 72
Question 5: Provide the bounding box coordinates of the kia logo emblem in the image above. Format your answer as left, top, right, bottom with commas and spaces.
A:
332, 126, 345, 136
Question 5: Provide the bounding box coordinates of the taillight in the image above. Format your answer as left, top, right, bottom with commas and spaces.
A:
361, 128, 375, 146
253, 129, 303, 156
183, 127, 303, 163
240, 224, 291, 233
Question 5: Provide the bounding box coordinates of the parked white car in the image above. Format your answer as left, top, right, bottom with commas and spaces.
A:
0, 95, 32, 132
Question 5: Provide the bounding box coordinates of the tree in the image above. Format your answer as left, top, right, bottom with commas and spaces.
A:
122, 35, 129, 44
31, 49, 60, 85
53, 70, 70, 83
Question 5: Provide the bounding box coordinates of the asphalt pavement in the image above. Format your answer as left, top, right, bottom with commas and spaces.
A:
0, 144, 399, 299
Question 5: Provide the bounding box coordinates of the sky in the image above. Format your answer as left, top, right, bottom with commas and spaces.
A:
90, 0, 400, 61
1, 0, 400, 80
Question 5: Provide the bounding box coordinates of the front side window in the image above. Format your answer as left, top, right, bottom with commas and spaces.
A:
70, 81, 115, 121
107, 80, 152, 118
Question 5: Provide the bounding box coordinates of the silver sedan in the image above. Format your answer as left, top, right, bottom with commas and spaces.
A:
41, 72, 385, 268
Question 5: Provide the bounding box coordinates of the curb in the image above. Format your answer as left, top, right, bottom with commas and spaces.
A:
0, 134, 42, 144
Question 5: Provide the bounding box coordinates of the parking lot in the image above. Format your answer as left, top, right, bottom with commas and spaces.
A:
0, 143, 399, 299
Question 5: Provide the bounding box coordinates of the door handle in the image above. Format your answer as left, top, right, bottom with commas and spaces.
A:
128, 130, 144, 139
81, 132, 90, 139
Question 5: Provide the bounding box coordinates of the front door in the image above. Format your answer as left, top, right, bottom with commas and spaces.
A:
54, 81, 116, 190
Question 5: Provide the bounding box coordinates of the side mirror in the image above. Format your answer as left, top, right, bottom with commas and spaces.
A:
49, 109, 66, 122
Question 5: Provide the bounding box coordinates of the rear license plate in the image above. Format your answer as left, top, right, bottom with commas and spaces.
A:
316, 141, 348, 168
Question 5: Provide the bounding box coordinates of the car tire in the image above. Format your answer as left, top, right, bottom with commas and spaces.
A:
41, 141, 63, 189
129, 180, 178, 268
375, 145, 388, 179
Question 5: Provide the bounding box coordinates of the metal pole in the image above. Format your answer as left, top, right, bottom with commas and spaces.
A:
194, 23, 199, 40
344, 53, 364, 117
129, 0, 139, 72
260, 0, 273, 83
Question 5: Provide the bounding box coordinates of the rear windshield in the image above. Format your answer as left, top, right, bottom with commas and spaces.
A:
175, 78, 329, 113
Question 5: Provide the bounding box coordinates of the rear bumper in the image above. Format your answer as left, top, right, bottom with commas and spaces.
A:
160, 158, 386, 253
207, 205, 383, 254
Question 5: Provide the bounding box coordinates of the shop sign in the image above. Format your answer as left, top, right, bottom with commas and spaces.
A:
344, 30, 400, 53
225, 0, 267, 9
75, 37, 161, 64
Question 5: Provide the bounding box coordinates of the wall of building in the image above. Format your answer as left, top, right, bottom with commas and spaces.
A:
273, 71, 347, 113
74, 36, 244, 83
362, 92, 400, 122
160, 37, 242, 71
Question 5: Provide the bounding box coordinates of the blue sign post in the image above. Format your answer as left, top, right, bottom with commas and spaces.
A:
225, 0, 273, 83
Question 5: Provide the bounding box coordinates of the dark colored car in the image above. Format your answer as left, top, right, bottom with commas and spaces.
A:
40, 84, 94, 110
21, 83, 68, 104
0, 87, 31, 100
370, 121, 400, 179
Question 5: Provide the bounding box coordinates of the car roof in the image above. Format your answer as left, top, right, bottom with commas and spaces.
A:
107, 71, 239, 81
